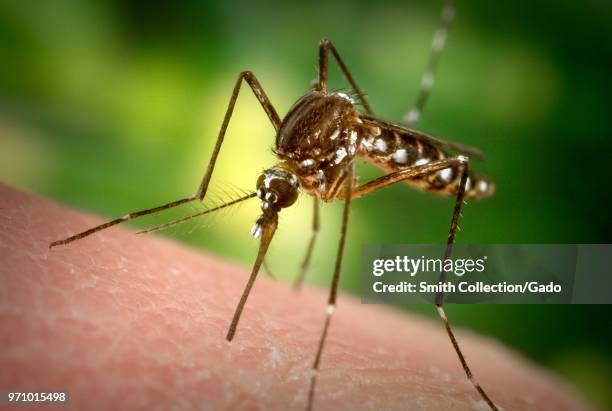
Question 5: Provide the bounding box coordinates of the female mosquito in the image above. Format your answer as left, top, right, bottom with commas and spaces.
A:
50, 1, 499, 409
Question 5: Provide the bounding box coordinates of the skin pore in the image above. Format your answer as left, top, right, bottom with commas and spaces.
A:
0, 183, 595, 411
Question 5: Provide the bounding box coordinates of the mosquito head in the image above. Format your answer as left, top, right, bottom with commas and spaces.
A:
251, 167, 299, 238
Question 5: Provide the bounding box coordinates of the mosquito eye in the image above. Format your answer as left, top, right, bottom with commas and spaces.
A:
269, 179, 298, 208
256, 168, 300, 209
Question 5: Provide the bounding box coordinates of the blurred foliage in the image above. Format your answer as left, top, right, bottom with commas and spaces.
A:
1, 0, 611, 408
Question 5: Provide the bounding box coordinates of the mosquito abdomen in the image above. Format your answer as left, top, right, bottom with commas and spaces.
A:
359, 128, 494, 199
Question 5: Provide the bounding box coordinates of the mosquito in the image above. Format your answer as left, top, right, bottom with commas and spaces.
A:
50, 1, 499, 409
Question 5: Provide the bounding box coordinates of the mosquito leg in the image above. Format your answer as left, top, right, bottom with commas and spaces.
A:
307, 165, 354, 411
317, 39, 374, 115
403, 0, 456, 126
435, 306, 498, 410
348, 156, 469, 200
293, 197, 320, 290
345, 157, 499, 410
435, 163, 498, 410
196, 70, 281, 200
50, 71, 279, 248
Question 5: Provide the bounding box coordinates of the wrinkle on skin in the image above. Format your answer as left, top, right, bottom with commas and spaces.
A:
0, 183, 596, 411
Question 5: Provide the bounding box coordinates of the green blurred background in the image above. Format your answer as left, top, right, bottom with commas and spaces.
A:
1, 0, 611, 409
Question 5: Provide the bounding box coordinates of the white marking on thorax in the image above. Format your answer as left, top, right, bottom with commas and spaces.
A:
348, 130, 358, 155
334, 147, 348, 164
300, 158, 315, 169
335, 92, 354, 104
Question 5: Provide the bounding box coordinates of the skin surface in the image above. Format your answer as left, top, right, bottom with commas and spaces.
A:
0, 183, 596, 411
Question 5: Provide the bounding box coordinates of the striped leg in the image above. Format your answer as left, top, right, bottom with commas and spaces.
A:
346, 156, 499, 411
307, 165, 354, 411
317, 39, 374, 115
403, 0, 456, 126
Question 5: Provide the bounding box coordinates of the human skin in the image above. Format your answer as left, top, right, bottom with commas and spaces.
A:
0, 183, 595, 411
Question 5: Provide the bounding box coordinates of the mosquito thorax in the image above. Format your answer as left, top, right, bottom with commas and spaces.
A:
275, 91, 359, 167
273, 90, 377, 200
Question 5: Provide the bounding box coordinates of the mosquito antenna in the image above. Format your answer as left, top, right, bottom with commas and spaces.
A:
137, 192, 256, 235
226, 210, 278, 341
